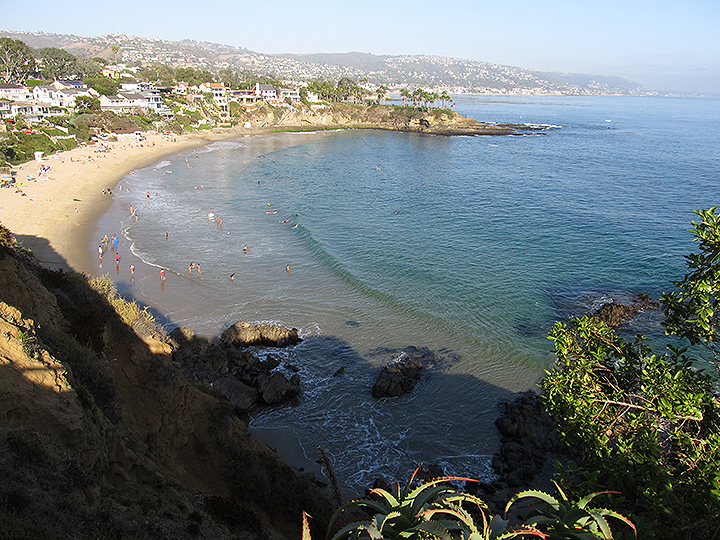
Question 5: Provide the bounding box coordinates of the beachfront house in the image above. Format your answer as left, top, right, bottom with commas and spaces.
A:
0, 84, 33, 102
32, 85, 96, 111
228, 88, 260, 105
99, 90, 172, 117
254, 83, 278, 102
120, 81, 156, 93
198, 82, 228, 105
99, 91, 149, 112
279, 88, 301, 103
0, 101, 63, 122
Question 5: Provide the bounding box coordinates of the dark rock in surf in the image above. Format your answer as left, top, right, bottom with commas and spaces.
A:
370, 346, 450, 398
221, 321, 301, 348
372, 356, 423, 398
170, 324, 301, 409
257, 371, 301, 404
592, 293, 659, 327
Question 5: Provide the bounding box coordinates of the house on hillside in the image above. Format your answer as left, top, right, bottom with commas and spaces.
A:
253, 83, 277, 102
120, 81, 156, 93
279, 88, 301, 103
228, 88, 259, 105
0, 84, 32, 102
52, 80, 90, 91
198, 82, 227, 104
99, 91, 148, 112
0, 101, 62, 122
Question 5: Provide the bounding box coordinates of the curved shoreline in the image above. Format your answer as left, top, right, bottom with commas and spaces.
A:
0, 127, 270, 272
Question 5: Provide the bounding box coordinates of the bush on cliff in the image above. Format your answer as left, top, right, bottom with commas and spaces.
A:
542, 209, 720, 538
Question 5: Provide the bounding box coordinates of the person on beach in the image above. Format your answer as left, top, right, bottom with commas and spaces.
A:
102, 234, 108, 245
112, 235, 118, 249
98, 246, 103, 259
115, 252, 119, 264
129, 264, 134, 276
160, 269, 165, 280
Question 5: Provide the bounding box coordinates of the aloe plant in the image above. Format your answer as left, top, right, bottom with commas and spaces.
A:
325, 468, 545, 540
504, 481, 635, 540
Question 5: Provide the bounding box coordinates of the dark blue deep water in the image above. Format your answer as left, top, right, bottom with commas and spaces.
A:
92, 95, 720, 490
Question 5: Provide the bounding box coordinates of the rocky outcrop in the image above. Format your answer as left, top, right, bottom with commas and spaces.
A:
171, 324, 301, 410
592, 293, 659, 327
268, 103, 550, 136
220, 321, 301, 348
471, 392, 563, 514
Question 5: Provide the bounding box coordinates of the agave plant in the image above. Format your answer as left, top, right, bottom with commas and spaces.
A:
325, 468, 545, 540
504, 481, 636, 540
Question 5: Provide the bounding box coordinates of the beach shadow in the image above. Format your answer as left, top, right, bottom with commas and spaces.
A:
245, 332, 522, 491
14, 233, 72, 271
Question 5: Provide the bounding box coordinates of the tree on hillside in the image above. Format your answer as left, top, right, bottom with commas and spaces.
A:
0, 37, 36, 84
376, 85, 388, 105
74, 56, 102, 79
38, 47, 78, 80
218, 67, 242, 89
83, 75, 120, 96
75, 95, 100, 112
142, 64, 175, 87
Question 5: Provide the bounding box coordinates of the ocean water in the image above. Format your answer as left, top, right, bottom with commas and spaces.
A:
91, 95, 720, 490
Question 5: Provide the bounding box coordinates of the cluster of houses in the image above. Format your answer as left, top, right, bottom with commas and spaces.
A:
0, 79, 306, 124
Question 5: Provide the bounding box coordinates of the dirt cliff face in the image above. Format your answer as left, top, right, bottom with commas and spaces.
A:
0, 229, 332, 539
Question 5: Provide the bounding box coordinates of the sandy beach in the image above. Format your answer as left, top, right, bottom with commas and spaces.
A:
0, 128, 271, 272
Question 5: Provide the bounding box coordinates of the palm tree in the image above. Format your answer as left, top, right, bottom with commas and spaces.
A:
377, 85, 388, 105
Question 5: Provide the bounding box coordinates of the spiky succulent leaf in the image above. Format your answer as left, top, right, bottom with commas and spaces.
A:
586, 511, 613, 539
505, 489, 560, 514
410, 520, 453, 540
576, 491, 619, 510
369, 487, 400, 509
590, 507, 637, 536
328, 520, 378, 540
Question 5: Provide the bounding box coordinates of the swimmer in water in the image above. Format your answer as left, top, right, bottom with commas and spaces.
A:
230, 273, 235, 281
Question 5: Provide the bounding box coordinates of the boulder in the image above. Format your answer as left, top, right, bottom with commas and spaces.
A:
258, 371, 300, 405
372, 356, 423, 398
220, 321, 300, 348
213, 375, 259, 412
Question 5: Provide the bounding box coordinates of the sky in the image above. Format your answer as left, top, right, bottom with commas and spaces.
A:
4, 0, 719, 94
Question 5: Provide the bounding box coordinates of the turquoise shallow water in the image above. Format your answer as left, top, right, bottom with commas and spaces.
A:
91, 95, 720, 490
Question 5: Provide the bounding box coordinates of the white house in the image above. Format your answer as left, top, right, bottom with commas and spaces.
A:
198, 82, 227, 105
99, 91, 149, 112
254, 83, 277, 102
0, 101, 62, 122
279, 88, 301, 102
0, 84, 32, 102
120, 81, 156, 93
228, 88, 259, 105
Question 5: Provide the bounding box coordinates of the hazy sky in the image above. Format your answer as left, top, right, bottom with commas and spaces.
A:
5, 0, 719, 94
